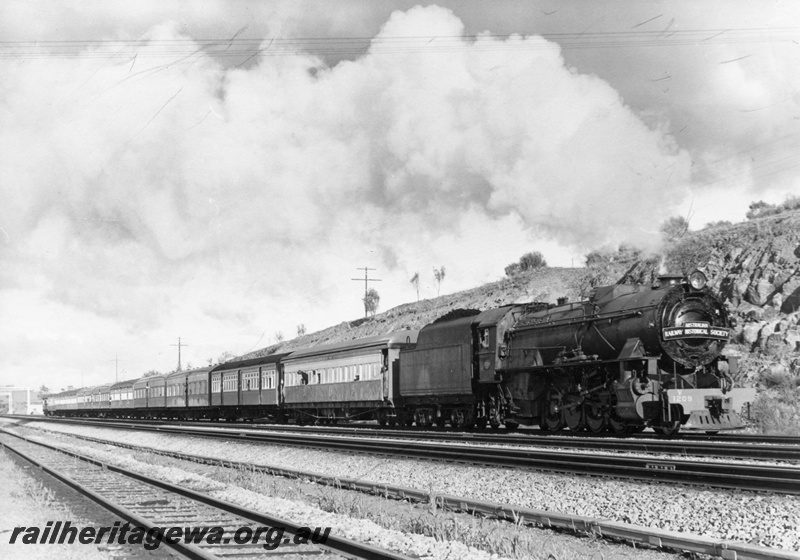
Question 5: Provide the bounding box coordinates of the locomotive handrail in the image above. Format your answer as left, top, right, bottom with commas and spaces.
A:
512, 306, 652, 332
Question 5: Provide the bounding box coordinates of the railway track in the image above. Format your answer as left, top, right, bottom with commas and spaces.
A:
0, 429, 410, 560
9, 416, 800, 494
12, 415, 800, 463
5, 423, 799, 560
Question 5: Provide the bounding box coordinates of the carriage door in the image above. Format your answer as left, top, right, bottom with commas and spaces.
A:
236, 369, 242, 407
382, 349, 390, 399
258, 367, 263, 405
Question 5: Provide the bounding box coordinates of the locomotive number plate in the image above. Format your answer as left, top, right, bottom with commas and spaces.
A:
662, 322, 729, 341
669, 394, 694, 403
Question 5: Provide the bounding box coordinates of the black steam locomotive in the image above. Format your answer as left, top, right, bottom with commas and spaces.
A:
399, 270, 753, 435
46, 270, 754, 436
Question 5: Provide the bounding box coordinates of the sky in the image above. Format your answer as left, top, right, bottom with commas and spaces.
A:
1, 1, 799, 391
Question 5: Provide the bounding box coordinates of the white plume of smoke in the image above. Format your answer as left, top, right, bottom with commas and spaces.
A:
0, 6, 692, 358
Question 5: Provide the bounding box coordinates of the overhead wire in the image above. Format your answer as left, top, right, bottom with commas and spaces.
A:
0, 27, 798, 60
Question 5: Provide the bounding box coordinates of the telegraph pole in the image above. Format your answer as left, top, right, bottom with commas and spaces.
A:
170, 337, 189, 371
110, 355, 125, 382
351, 267, 382, 318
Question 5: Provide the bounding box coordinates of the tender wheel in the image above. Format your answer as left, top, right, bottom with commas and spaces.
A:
450, 409, 463, 428
488, 406, 503, 430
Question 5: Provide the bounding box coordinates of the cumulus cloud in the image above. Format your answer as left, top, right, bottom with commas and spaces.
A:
1, 5, 698, 385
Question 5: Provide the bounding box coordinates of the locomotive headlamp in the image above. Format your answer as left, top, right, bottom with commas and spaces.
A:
688, 270, 707, 290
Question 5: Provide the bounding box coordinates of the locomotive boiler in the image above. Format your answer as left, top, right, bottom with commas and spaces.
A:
497, 271, 755, 434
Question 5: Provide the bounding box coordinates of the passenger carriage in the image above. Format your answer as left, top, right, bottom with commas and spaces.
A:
76, 386, 93, 415
91, 384, 112, 416
132, 374, 166, 417
165, 367, 212, 419
282, 331, 418, 425
209, 355, 286, 421
109, 379, 136, 417
187, 367, 211, 412
44, 388, 78, 416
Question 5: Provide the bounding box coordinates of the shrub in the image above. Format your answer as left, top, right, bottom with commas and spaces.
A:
746, 196, 800, 220
504, 262, 521, 276
505, 251, 547, 277
752, 387, 800, 435
519, 251, 547, 270
660, 215, 690, 242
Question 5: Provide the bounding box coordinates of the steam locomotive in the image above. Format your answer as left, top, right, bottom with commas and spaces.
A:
45, 270, 755, 436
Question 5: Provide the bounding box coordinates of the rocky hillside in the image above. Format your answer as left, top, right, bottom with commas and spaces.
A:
664, 211, 800, 371
247, 209, 800, 362
244, 266, 585, 357
242, 209, 800, 433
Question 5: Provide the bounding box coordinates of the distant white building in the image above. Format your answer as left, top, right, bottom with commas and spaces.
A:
0, 386, 44, 415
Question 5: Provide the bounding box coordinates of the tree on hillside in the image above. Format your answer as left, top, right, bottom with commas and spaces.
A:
37, 384, 50, 398
274, 331, 284, 343
746, 200, 773, 220
506, 250, 548, 276
297, 324, 306, 337
143, 370, 162, 378
660, 215, 690, 242
504, 262, 521, 276
363, 288, 380, 317
745, 196, 800, 220
433, 266, 446, 296
410, 272, 420, 301
519, 251, 547, 270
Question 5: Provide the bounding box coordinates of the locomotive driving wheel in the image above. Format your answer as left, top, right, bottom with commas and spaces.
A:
543, 387, 565, 431
543, 405, 564, 431
564, 402, 584, 432
584, 403, 607, 433
564, 407, 583, 431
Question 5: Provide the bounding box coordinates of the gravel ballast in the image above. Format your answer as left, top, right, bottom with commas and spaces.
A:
15, 420, 800, 552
